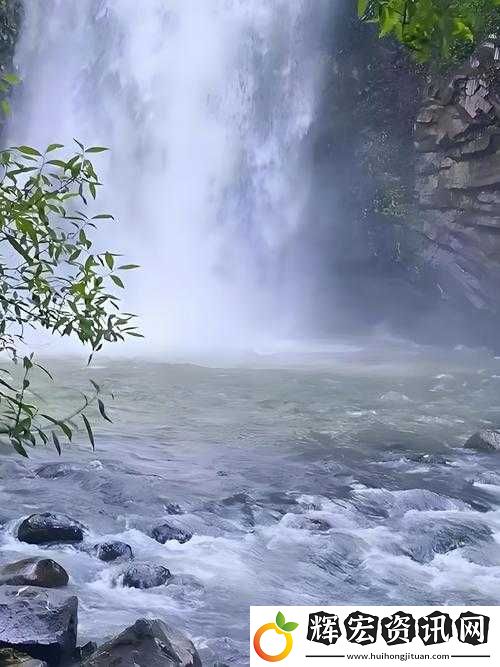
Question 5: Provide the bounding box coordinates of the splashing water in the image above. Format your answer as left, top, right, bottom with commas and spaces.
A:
9, 0, 327, 353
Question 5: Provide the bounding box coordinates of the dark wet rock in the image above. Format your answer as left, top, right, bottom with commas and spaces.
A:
404, 519, 493, 564
121, 563, 172, 589
0, 586, 77, 665
17, 513, 86, 545
465, 429, 500, 452
73, 641, 97, 662
151, 523, 192, 545
82, 618, 201, 666
93, 541, 133, 562
163, 502, 183, 515
0, 648, 47, 666
0, 558, 69, 588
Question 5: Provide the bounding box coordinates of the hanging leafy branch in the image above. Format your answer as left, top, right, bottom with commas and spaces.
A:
358, 0, 500, 63
0, 139, 140, 456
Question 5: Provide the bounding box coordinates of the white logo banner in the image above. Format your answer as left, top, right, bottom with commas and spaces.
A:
250, 606, 499, 666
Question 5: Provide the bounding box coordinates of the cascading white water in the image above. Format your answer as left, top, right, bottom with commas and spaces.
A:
9, 0, 327, 353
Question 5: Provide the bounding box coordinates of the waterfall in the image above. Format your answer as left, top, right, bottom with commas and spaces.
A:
9, 0, 327, 354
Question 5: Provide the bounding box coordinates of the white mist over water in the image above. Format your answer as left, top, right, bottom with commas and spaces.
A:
10, 0, 327, 354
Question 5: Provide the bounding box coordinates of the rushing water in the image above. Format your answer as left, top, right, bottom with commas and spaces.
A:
3, 3, 500, 665
1, 341, 500, 664
9, 0, 327, 352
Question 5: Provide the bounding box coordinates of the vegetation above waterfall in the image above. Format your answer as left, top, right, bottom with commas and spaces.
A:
358, 0, 500, 62
0, 141, 140, 455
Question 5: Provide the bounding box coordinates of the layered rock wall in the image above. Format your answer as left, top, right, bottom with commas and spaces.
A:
415, 40, 500, 311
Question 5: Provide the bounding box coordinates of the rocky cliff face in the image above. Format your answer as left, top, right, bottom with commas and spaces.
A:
416, 39, 500, 313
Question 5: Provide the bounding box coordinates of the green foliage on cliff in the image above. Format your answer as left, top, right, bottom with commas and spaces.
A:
0, 141, 140, 455
358, 0, 500, 62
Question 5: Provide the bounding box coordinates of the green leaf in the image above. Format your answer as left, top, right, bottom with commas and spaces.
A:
46, 143, 64, 153
357, 0, 369, 17
90, 380, 101, 393
12, 439, 29, 457
276, 611, 286, 630
118, 264, 140, 270
2, 72, 20, 85
282, 622, 299, 632
110, 274, 124, 288
97, 398, 112, 423
47, 159, 67, 168
18, 145, 42, 157
86, 146, 109, 153
1, 99, 11, 116
59, 421, 73, 441
105, 252, 114, 269
52, 431, 61, 455
82, 413, 95, 450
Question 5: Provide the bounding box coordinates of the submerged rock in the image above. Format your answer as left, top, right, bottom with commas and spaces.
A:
151, 523, 192, 545
94, 541, 133, 562
121, 563, 172, 589
465, 429, 500, 452
0, 648, 47, 666
82, 618, 201, 666
0, 558, 69, 588
0, 586, 77, 665
17, 513, 86, 544
404, 519, 493, 564
411, 453, 449, 465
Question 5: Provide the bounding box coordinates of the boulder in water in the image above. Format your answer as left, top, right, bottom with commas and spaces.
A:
0, 558, 69, 588
0, 648, 47, 666
17, 513, 86, 544
82, 618, 201, 666
0, 586, 77, 665
121, 563, 172, 589
465, 429, 500, 452
94, 541, 133, 562
151, 523, 192, 545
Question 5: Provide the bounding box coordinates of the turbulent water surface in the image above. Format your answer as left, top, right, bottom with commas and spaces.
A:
1, 340, 500, 664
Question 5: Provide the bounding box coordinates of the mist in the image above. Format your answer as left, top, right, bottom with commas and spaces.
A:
7, 0, 336, 357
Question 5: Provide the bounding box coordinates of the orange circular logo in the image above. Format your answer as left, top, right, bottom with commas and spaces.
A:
253, 612, 298, 662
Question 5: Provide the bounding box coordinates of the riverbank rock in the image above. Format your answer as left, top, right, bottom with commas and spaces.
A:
121, 563, 171, 589
17, 513, 86, 544
82, 618, 201, 667
0, 648, 47, 666
465, 429, 500, 452
0, 558, 69, 588
151, 523, 192, 545
94, 541, 133, 562
0, 586, 77, 665
415, 39, 500, 313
